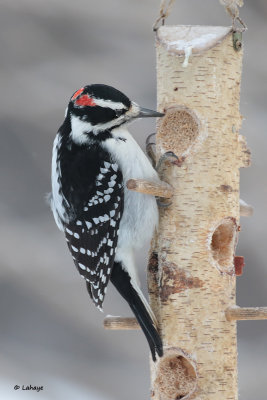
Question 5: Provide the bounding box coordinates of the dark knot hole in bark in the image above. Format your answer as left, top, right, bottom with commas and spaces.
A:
154, 351, 197, 400
210, 217, 237, 274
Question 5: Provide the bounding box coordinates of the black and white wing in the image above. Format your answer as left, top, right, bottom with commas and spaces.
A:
64, 160, 124, 310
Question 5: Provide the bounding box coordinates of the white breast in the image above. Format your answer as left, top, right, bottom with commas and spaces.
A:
102, 126, 159, 250
51, 133, 69, 231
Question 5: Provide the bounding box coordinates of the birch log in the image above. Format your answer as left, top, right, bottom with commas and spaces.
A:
148, 26, 251, 400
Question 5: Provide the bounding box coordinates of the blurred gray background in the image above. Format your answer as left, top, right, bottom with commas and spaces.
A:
0, 0, 266, 399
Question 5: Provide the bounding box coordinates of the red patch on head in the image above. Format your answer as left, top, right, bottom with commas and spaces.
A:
71, 87, 84, 100
75, 94, 96, 107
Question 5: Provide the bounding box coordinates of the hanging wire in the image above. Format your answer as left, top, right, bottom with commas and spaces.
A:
219, 0, 247, 31
153, 0, 246, 32
153, 0, 176, 31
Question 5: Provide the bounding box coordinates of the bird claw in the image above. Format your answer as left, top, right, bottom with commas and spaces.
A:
146, 133, 157, 168
156, 197, 172, 208
155, 152, 179, 208
146, 132, 156, 148
156, 151, 180, 173
146, 145, 178, 208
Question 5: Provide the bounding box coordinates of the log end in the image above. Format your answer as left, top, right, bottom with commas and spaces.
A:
156, 25, 232, 55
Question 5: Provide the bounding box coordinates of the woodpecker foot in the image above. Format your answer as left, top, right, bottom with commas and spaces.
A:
157, 197, 172, 208
156, 152, 179, 208
156, 151, 180, 174
146, 133, 157, 168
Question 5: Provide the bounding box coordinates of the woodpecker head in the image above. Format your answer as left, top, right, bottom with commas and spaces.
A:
66, 84, 164, 142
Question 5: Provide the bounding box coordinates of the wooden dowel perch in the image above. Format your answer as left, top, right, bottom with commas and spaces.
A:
104, 306, 267, 329
126, 179, 173, 198
226, 306, 267, 321
103, 316, 140, 330
239, 199, 254, 217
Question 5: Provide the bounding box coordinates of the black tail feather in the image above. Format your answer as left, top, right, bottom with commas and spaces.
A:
110, 262, 163, 361
130, 297, 163, 361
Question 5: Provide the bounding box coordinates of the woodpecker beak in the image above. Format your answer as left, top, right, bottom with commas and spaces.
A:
137, 107, 165, 118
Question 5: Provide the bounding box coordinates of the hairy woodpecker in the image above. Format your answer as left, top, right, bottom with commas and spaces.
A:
50, 84, 164, 360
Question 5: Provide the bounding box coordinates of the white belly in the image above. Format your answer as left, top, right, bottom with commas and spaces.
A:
102, 126, 159, 250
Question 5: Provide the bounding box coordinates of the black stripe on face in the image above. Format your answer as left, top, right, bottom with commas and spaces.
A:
73, 105, 124, 126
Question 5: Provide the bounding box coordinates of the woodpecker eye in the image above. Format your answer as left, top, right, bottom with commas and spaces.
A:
115, 109, 124, 118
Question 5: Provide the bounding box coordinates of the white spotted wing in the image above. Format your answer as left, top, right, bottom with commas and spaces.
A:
64, 160, 123, 309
